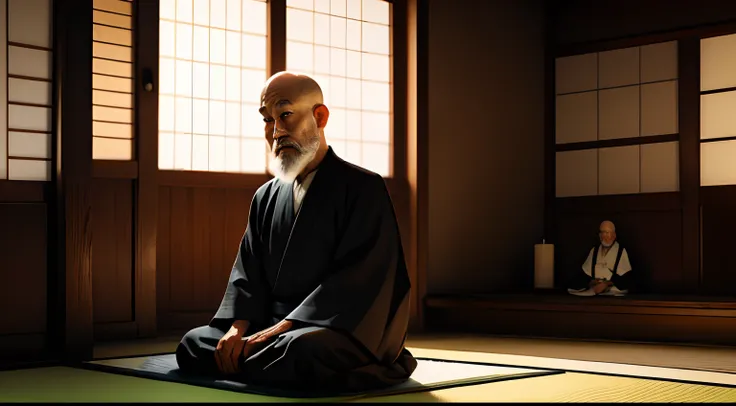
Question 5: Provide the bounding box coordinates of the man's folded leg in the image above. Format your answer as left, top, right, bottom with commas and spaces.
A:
239, 325, 416, 393
175, 325, 228, 376
176, 324, 417, 393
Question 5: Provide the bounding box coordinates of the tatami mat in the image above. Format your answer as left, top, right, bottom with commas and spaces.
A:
1, 364, 734, 402
83, 354, 559, 399
94, 332, 736, 378
81, 333, 736, 402
408, 333, 736, 374
407, 347, 736, 388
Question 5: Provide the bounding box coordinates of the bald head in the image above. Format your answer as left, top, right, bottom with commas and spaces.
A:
260, 72, 324, 112
600, 220, 615, 232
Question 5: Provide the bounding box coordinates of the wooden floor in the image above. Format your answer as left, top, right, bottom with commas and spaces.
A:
83, 332, 736, 402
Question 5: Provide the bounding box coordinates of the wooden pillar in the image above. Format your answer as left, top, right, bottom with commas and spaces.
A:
407, 0, 429, 331
268, 0, 286, 76
677, 38, 701, 292
134, 0, 160, 338
52, 0, 94, 361
543, 0, 558, 287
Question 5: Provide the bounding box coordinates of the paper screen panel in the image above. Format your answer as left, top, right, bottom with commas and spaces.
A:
555, 91, 597, 144
8, 0, 52, 47
555, 53, 597, 95
93, 0, 135, 160
598, 145, 640, 195
700, 91, 736, 141
701, 140, 736, 186
640, 80, 678, 136
8, 132, 51, 159
640, 141, 679, 193
640, 41, 678, 83
555, 149, 598, 197
598, 86, 640, 140
158, 0, 269, 172
286, 0, 392, 177
701, 33, 736, 92
4, 0, 54, 180
8, 159, 51, 181
598, 47, 639, 89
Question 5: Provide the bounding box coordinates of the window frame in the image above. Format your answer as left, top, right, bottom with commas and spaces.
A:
146, 0, 405, 189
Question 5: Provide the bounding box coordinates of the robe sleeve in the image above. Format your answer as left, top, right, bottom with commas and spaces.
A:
610, 248, 633, 290
210, 195, 269, 329
284, 174, 406, 358
581, 248, 594, 277
569, 248, 595, 289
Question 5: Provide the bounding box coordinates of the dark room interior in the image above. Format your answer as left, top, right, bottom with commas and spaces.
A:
0, 0, 735, 402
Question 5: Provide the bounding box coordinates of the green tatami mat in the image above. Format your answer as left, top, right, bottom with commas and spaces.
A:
2, 365, 736, 402
83, 354, 560, 399
0, 366, 288, 403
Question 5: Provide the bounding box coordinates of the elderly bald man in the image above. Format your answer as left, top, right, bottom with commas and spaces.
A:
569, 220, 634, 296
175, 72, 417, 392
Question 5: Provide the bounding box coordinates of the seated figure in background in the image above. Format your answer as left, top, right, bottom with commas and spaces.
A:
569, 220, 634, 296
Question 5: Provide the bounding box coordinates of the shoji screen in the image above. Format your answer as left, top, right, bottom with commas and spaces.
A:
158, 0, 269, 173
92, 0, 135, 161
555, 41, 680, 197
285, 0, 392, 177
700, 33, 736, 187
1, 0, 54, 181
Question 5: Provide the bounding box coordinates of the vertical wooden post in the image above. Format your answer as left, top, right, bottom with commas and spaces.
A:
52, 0, 94, 361
134, 0, 160, 338
678, 38, 701, 293
406, 0, 429, 331
543, 0, 558, 288
268, 0, 286, 76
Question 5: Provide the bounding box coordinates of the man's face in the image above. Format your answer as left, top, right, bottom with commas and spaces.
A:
260, 99, 317, 155
599, 227, 616, 247
259, 93, 321, 181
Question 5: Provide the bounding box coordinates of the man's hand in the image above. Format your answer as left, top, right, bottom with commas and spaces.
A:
241, 320, 293, 359
215, 321, 249, 375
592, 280, 611, 294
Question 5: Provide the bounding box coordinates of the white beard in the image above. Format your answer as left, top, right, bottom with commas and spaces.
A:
601, 240, 614, 248
268, 133, 320, 183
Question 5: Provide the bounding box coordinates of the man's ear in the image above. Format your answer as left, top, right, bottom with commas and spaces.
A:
313, 104, 329, 128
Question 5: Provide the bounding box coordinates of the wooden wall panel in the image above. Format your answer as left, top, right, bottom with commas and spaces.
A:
700, 186, 736, 296
553, 193, 687, 293
90, 178, 133, 324
0, 204, 47, 336
157, 186, 254, 332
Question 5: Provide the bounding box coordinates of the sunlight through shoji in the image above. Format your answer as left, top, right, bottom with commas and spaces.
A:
700, 33, 736, 186
93, 0, 135, 161
2, 0, 54, 181
286, 0, 392, 177
159, 0, 269, 173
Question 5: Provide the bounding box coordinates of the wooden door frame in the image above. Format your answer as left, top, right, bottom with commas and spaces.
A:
51, 0, 95, 361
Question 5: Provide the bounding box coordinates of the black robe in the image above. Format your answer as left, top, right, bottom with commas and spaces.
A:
177, 147, 416, 391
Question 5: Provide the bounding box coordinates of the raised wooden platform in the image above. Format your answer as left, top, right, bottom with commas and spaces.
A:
424, 293, 736, 346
